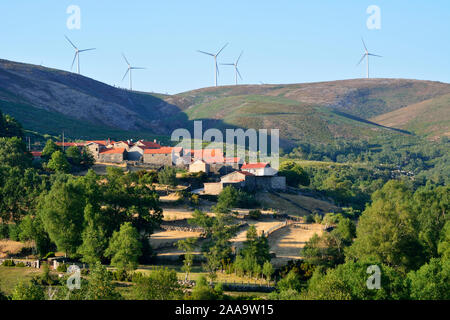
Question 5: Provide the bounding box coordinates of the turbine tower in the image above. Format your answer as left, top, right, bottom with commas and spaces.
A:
65, 35, 95, 75
221, 51, 244, 85
122, 53, 145, 91
197, 43, 228, 87
357, 38, 382, 79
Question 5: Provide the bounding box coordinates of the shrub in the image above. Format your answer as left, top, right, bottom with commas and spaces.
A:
56, 263, 68, 273
305, 214, 315, 224
15, 262, 26, 268
2, 260, 15, 267
113, 268, 130, 282
249, 210, 262, 220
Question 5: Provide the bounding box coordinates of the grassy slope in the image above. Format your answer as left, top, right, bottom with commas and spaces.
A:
371, 93, 450, 140
183, 93, 404, 146
0, 266, 43, 295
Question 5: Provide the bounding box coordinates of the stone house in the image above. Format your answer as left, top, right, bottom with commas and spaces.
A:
98, 148, 127, 163
135, 140, 161, 149
189, 159, 210, 174
127, 145, 147, 161
143, 147, 183, 167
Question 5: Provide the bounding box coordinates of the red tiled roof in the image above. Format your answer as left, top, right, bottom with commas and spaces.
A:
86, 140, 116, 146
144, 147, 174, 154
31, 151, 42, 157
242, 162, 269, 169
138, 141, 161, 148
99, 148, 126, 155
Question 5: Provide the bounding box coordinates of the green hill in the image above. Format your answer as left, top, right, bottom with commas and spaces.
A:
371, 93, 450, 141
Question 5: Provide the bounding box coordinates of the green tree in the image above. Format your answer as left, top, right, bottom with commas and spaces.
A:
77, 203, 108, 265
407, 258, 450, 300
0, 137, 31, 169
37, 177, 85, 256
346, 181, 424, 272
158, 166, 177, 187
302, 261, 408, 300
11, 280, 45, 300
177, 237, 197, 282
105, 222, 142, 271
41, 140, 61, 160
0, 111, 23, 138
133, 268, 182, 300
262, 261, 274, 284
85, 262, 122, 300
190, 275, 223, 300
278, 161, 310, 187
65, 146, 82, 166
47, 150, 71, 173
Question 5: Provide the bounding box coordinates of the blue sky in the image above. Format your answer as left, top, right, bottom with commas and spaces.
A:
1, 1, 449, 94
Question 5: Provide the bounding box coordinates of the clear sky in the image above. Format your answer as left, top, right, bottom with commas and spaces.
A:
1, 1, 449, 94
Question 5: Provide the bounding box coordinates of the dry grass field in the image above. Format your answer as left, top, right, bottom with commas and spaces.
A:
149, 230, 202, 249
231, 220, 285, 249
257, 192, 338, 216
0, 240, 30, 258
268, 223, 324, 267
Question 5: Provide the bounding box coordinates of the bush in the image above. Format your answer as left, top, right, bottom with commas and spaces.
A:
113, 268, 131, 282
2, 260, 15, 267
249, 210, 262, 220
305, 214, 315, 224
56, 263, 68, 273
15, 262, 26, 268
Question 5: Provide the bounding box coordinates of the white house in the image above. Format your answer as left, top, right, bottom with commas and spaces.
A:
241, 162, 277, 176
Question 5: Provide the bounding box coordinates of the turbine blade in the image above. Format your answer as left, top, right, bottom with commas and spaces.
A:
237, 68, 243, 80
131, 67, 146, 70
216, 61, 219, 76
361, 38, 368, 52
216, 43, 228, 56
122, 53, 130, 66
197, 50, 214, 56
368, 53, 382, 58
122, 69, 130, 81
65, 35, 77, 50
79, 48, 96, 52
71, 52, 77, 70
356, 54, 366, 66
236, 51, 244, 65
220, 63, 235, 66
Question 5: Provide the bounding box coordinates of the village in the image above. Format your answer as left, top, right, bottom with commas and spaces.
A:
31, 138, 287, 195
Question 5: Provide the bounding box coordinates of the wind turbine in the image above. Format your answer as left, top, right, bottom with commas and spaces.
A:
221, 51, 243, 85
65, 35, 95, 75
197, 43, 228, 87
121, 53, 145, 91
357, 38, 382, 79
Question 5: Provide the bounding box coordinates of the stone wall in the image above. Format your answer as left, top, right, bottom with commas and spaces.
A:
143, 153, 172, 166
99, 152, 125, 163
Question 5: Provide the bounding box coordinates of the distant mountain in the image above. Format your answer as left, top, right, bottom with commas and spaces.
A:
1, 58, 449, 146
0, 59, 188, 139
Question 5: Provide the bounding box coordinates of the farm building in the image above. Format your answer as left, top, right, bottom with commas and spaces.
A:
189, 159, 210, 174
98, 148, 127, 163
143, 147, 183, 167
242, 162, 278, 176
